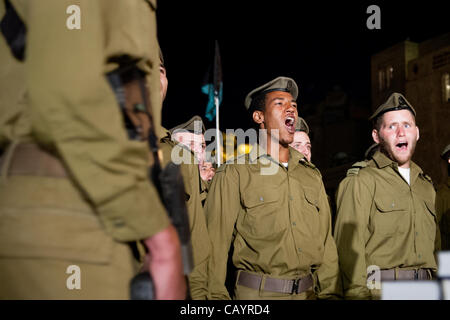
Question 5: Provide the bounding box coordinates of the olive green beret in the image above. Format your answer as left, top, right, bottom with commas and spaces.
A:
364, 143, 379, 160
169, 115, 205, 135
441, 144, 450, 159
369, 92, 416, 121
244, 76, 298, 110
295, 117, 309, 135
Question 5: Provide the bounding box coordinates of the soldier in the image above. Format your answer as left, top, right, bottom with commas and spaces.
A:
289, 117, 312, 162
0, 0, 185, 299
158, 114, 211, 300
437, 144, 450, 250
155, 51, 211, 299
334, 92, 439, 300
205, 76, 341, 300
199, 161, 216, 184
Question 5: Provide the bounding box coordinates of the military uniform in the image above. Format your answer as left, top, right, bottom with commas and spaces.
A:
0, 0, 169, 299
205, 77, 341, 300
205, 147, 341, 300
159, 116, 211, 300
333, 93, 438, 300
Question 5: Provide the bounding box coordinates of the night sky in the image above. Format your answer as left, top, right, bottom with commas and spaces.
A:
156, 1, 449, 132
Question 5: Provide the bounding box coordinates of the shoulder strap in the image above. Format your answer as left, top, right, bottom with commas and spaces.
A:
346, 161, 368, 176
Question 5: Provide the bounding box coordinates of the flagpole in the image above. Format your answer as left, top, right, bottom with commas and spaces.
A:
215, 95, 221, 167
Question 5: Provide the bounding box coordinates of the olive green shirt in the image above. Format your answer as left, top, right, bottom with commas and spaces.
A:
0, 0, 169, 241
160, 134, 211, 300
334, 151, 438, 299
437, 177, 450, 250
205, 147, 341, 300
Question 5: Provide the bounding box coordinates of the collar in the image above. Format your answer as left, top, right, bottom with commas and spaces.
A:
372, 151, 394, 169
372, 150, 423, 182
247, 144, 304, 169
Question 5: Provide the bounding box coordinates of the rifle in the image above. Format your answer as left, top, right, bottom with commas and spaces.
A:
106, 57, 193, 300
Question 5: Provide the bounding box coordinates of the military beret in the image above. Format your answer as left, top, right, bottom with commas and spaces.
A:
369, 92, 416, 121
169, 115, 206, 135
295, 117, 309, 135
244, 76, 298, 110
441, 144, 450, 159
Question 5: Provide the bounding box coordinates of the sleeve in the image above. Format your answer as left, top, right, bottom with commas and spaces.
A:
315, 181, 343, 299
23, 0, 169, 242
204, 165, 240, 300
333, 175, 373, 299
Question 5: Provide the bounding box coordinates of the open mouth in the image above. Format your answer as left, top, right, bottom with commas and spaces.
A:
285, 117, 295, 134
396, 142, 408, 151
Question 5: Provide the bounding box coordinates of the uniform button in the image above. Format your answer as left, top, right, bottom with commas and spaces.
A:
112, 218, 125, 228
260, 196, 264, 202
415, 232, 419, 236
418, 254, 422, 259
298, 248, 302, 253
289, 195, 293, 201
292, 222, 297, 226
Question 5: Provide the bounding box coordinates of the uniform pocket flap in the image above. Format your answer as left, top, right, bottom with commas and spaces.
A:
374, 196, 407, 212
304, 187, 319, 208
242, 188, 279, 209
424, 200, 437, 218
0, 208, 114, 264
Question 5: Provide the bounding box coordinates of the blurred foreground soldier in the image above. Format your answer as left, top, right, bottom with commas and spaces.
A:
156, 55, 211, 300
289, 117, 312, 162
437, 144, 450, 250
205, 77, 341, 300
334, 93, 438, 300
0, 0, 185, 299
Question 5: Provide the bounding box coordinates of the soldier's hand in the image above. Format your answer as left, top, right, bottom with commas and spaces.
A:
143, 224, 187, 300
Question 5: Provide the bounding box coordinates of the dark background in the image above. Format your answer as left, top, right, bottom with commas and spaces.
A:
156, 0, 449, 161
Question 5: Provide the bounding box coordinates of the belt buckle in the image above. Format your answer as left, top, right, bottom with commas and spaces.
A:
291, 278, 300, 294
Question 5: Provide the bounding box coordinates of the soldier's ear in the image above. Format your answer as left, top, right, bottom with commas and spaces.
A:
253, 111, 264, 125
372, 129, 380, 144
416, 126, 420, 141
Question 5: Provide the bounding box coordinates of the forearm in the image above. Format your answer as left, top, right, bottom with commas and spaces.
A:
144, 224, 187, 300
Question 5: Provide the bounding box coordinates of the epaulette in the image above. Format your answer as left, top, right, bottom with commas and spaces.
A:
420, 173, 434, 185
299, 158, 322, 176
346, 161, 368, 176
300, 158, 316, 169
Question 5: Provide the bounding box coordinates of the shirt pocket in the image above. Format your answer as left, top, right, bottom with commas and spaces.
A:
373, 196, 409, 236
241, 187, 282, 237
301, 187, 321, 236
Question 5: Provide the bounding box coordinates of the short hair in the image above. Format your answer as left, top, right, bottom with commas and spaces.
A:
248, 93, 267, 129
248, 92, 267, 114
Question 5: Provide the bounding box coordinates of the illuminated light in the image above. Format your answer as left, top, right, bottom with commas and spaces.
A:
237, 144, 252, 155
